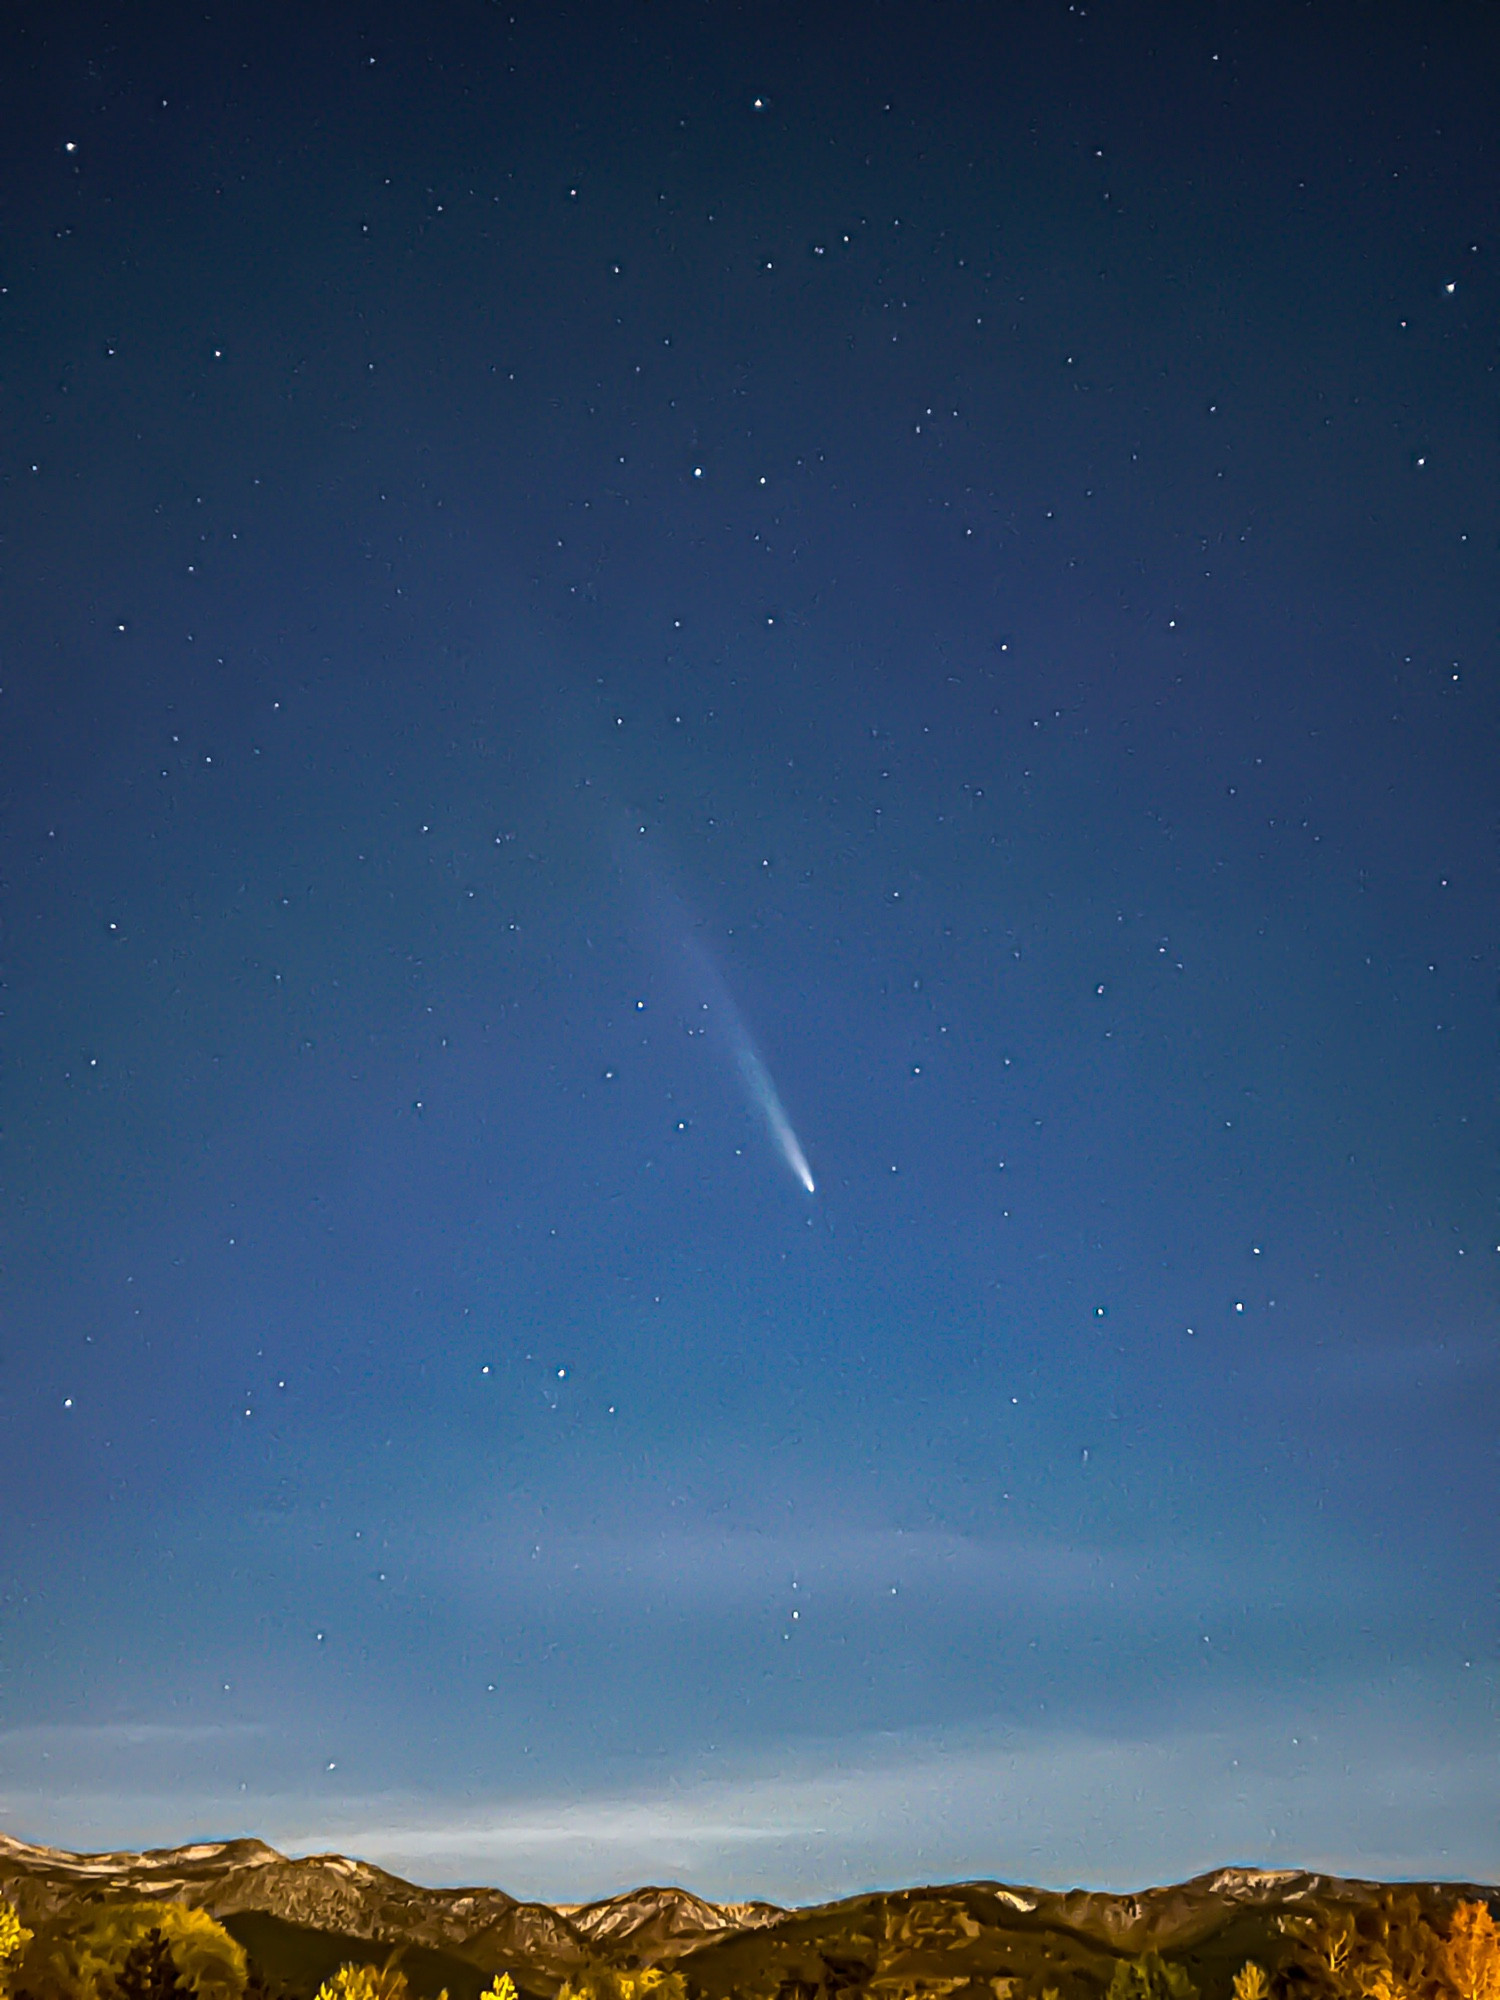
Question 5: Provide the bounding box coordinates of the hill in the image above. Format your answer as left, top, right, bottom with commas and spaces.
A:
0, 1835, 1493, 2000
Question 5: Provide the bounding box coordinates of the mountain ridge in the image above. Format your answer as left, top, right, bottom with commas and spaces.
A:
1, 1834, 1494, 2000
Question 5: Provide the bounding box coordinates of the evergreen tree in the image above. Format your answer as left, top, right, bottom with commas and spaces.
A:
114, 1929, 192, 2000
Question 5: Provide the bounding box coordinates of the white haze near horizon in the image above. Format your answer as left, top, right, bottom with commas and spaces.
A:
2, 1686, 1495, 1903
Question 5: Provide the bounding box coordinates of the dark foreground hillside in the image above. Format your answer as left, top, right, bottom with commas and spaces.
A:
0, 1835, 1494, 2000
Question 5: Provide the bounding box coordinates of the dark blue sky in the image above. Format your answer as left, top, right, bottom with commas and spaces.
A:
2, 0, 1496, 1900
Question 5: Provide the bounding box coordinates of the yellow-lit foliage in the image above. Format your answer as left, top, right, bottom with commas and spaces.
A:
30, 1904, 247, 2000
1287, 1911, 1380, 2000
1443, 1904, 1500, 2000
314, 1963, 435, 2000
1233, 1963, 1271, 2000
1361, 1970, 1405, 2000
1284, 1895, 1464, 2000
1, 1904, 35, 1997
558, 1969, 686, 2000
1366, 1892, 1445, 2000
1295, 1915, 1358, 1985
479, 1976, 518, 2000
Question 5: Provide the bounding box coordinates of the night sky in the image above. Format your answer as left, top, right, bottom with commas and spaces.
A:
2, 0, 1497, 1903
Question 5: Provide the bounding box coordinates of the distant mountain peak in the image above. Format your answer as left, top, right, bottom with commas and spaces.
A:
559, 1884, 784, 1947
0, 1834, 286, 1878
1, 1833, 1492, 2000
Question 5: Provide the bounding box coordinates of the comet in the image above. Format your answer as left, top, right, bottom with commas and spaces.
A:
730, 1028, 817, 1195
680, 935, 816, 1195
616, 831, 817, 1197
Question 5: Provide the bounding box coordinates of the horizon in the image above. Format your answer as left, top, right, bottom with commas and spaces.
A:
2, 1824, 1494, 1906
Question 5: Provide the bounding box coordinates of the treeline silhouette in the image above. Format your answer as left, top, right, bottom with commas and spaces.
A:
1032, 1898, 1498, 2000
1, 1889, 1496, 2000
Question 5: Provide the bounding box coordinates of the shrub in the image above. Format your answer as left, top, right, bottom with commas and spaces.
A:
558, 1970, 686, 2000
1, 1905, 35, 1999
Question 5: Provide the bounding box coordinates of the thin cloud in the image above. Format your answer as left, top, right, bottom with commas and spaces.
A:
7, 1682, 1495, 1902
404, 1517, 1361, 1627
0, 1723, 269, 1748
265, 1684, 1500, 1900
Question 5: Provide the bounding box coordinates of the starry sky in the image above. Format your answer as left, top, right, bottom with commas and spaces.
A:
2, 0, 1497, 1903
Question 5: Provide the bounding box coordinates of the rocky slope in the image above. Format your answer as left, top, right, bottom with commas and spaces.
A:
0, 1835, 1492, 2000
0, 1836, 775, 1988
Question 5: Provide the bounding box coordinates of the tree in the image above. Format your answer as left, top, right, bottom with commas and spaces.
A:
1286, 1914, 1358, 1997
23, 1903, 247, 2000
1283, 1895, 1453, 2000
115, 1932, 190, 2000
1443, 1904, 1500, 2000
1106, 1954, 1199, 2000
1364, 1893, 1445, 2000
312, 1963, 424, 2000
